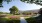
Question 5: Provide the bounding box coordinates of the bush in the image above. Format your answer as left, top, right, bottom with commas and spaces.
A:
26, 17, 42, 23
0, 18, 20, 23
15, 13, 20, 15
25, 18, 37, 23
6, 19, 20, 23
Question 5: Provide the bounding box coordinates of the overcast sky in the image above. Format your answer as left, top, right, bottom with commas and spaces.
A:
0, 0, 42, 12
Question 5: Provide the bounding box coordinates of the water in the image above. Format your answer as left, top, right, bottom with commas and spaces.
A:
20, 17, 27, 23
32, 14, 40, 17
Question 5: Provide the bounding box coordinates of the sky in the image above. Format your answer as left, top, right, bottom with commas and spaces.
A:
0, 0, 42, 12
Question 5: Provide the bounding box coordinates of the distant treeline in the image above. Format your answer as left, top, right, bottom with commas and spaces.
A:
0, 12, 9, 14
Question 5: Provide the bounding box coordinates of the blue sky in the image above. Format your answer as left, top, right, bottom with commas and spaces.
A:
0, 0, 42, 12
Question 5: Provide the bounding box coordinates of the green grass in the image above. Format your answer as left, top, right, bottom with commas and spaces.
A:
0, 18, 20, 23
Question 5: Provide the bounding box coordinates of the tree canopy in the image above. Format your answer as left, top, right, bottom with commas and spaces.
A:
0, 0, 12, 7
20, 0, 42, 6
0, 0, 42, 7
9, 6, 18, 15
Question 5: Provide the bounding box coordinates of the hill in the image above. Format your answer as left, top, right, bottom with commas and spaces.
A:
19, 9, 39, 13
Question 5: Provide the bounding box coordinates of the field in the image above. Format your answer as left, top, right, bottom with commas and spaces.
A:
0, 14, 33, 19
0, 14, 39, 23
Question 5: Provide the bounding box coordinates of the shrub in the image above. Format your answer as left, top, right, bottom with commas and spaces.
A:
25, 18, 37, 23
0, 18, 20, 23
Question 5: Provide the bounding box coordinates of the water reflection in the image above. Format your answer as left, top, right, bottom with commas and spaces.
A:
20, 17, 27, 23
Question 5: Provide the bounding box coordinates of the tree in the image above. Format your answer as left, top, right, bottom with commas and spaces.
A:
21, 0, 42, 22
20, 0, 42, 6
9, 6, 18, 15
0, 0, 12, 7
0, 12, 3, 14
22, 12, 31, 15
38, 8, 42, 15
35, 8, 42, 21
1, 0, 42, 7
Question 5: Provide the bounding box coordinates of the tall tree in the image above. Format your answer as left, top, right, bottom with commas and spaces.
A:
9, 6, 18, 15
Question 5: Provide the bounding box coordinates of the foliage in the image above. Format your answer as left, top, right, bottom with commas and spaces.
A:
9, 6, 18, 15
25, 8, 42, 23
26, 17, 39, 23
0, 0, 12, 7
20, 0, 42, 6
0, 0, 42, 7
34, 8, 42, 21
0, 0, 12, 3
0, 12, 3, 14
6, 20, 20, 23
38, 8, 42, 15
0, 18, 20, 23
22, 12, 31, 15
